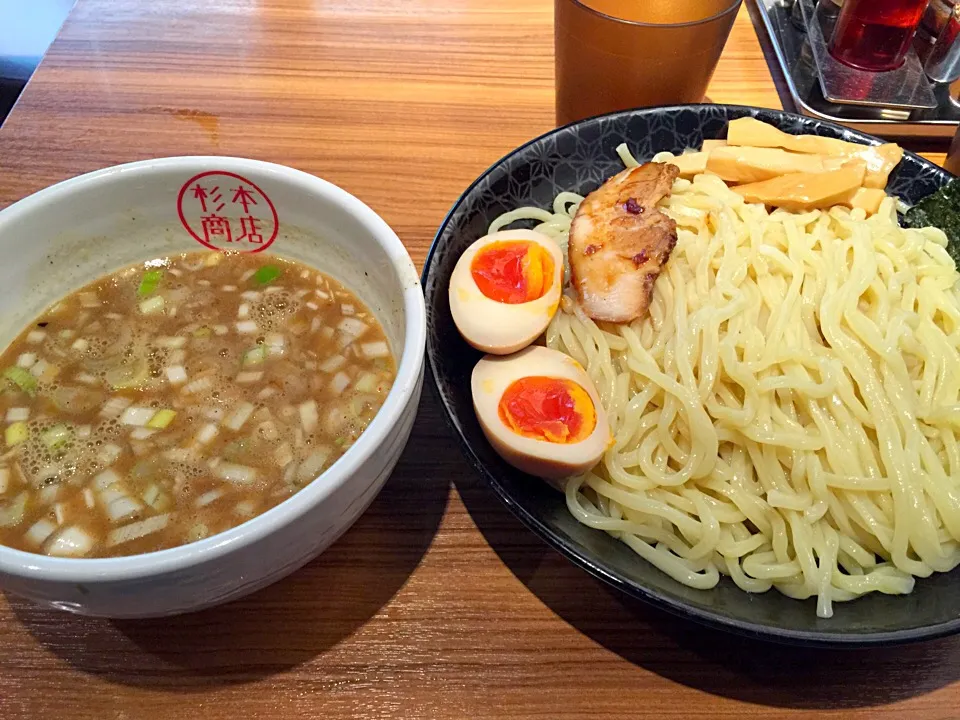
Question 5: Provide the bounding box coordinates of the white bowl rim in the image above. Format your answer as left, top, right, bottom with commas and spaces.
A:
0, 156, 426, 583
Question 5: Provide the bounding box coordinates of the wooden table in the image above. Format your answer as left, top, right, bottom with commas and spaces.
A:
0, 2, 956, 718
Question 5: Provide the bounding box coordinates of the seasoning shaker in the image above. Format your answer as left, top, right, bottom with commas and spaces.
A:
925, 4, 960, 83
918, 0, 957, 53
946, 124, 960, 175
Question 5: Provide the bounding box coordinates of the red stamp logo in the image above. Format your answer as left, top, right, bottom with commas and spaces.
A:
177, 171, 279, 253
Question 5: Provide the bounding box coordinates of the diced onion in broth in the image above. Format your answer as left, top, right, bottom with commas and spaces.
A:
225, 402, 255, 431
297, 447, 332, 483
165, 365, 188, 385
214, 462, 257, 484
107, 514, 171, 548
25, 518, 57, 545
196, 488, 225, 507
299, 400, 318, 432
196, 423, 220, 445
47, 526, 96, 556
5, 408, 29, 423
330, 372, 351, 396
361, 341, 390, 359
120, 406, 157, 427
337, 318, 368, 346
319, 354, 346, 373
0, 253, 396, 558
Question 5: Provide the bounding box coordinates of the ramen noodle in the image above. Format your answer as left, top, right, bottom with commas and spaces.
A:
491, 146, 960, 618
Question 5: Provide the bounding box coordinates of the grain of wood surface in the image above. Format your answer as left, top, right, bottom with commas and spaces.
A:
0, 1, 956, 718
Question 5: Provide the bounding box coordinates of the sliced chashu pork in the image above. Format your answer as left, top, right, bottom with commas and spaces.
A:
568, 162, 679, 323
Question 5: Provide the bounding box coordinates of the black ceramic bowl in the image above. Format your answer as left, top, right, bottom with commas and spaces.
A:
422, 104, 958, 647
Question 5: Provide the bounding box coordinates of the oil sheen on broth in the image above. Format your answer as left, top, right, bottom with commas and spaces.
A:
0, 252, 396, 558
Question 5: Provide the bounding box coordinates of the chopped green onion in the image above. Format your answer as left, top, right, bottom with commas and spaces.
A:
137, 269, 164, 297
334, 436, 346, 447
40, 424, 72, 451
5, 422, 28, 447
3, 366, 37, 396
147, 409, 177, 429
252, 265, 282, 286
242, 346, 267, 367
192, 326, 212, 338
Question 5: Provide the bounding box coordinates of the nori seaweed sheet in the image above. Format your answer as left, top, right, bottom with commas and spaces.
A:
903, 179, 960, 266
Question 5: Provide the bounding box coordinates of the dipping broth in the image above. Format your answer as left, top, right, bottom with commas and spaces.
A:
0, 252, 395, 558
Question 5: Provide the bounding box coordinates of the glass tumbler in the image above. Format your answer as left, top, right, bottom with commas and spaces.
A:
554, 0, 743, 126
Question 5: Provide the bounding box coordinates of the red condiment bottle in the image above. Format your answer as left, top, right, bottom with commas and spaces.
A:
828, 0, 930, 72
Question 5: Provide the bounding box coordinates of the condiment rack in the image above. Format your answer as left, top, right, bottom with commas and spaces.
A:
751, 0, 960, 138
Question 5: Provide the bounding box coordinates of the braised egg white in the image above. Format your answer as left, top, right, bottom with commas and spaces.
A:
449, 230, 563, 355
471, 346, 610, 479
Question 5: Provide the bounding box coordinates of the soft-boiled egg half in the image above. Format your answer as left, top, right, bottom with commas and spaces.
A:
449, 229, 563, 355
472, 345, 611, 480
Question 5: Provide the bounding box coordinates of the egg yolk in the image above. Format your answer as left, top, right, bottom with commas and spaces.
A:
470, 241, 555, 304
498, 376, 597, 444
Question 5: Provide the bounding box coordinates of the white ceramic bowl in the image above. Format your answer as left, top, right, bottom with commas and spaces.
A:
0, 157, 425, 617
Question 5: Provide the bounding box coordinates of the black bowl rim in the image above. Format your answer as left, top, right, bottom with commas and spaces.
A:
422, 103, 960, 648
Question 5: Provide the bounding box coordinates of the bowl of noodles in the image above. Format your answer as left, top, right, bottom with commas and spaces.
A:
423, 104, 960, 646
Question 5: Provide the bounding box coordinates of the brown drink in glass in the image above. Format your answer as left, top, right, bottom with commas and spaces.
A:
554, 0, 743, 126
